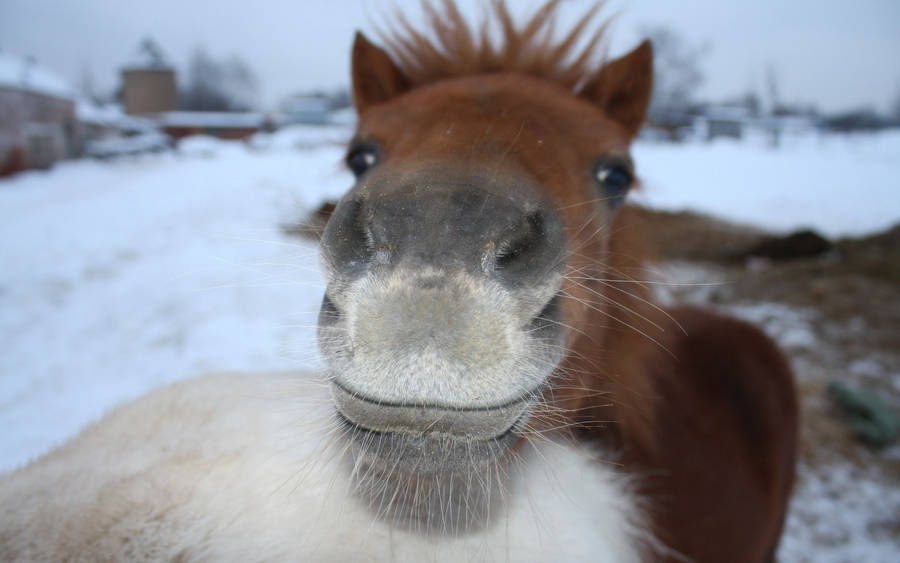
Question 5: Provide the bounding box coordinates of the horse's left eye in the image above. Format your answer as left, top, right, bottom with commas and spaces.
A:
347, 145, 378, 177
594, 161, 633, 207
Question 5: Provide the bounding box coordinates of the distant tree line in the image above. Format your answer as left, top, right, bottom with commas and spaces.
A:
177, 47, 351, 114
102, 34, 899, 130
641, 25, 900, 135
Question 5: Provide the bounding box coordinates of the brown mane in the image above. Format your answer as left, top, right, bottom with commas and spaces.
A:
381, 0, 610, 91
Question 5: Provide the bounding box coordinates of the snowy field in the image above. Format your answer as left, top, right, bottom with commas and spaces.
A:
2, 125, 899, 559
632, 131, 900, 238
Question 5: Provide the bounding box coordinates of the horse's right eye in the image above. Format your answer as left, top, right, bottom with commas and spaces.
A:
593, 157, 634, 211
347, 145, 378, 177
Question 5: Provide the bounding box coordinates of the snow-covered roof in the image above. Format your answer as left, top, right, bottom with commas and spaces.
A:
282, 98, 331, 114
0, 52, 75, 100
155, 111, 266, 129
76, 100, 158, 132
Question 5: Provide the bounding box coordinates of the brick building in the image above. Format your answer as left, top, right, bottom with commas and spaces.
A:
0, 53, 77, 176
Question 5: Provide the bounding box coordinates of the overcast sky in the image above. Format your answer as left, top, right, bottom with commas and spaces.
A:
2, 0, 898, 113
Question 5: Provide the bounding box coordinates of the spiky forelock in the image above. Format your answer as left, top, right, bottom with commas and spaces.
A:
381, 0, 610, 92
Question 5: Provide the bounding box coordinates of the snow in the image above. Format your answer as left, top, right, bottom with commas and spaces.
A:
1, 127, 899, 559
155, 111, 267, 128
780, 460, 900, 563
0, 52, 75, 100
175, 134, 235, 158
85, 132, 171, 158
727, 302, 820, 352
247, 123, 353, 151
633, 130, 900, 238
0, 132, 352, 471
76, 100, 156, 133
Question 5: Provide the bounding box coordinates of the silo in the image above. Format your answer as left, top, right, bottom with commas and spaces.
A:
121, 40, 177, 115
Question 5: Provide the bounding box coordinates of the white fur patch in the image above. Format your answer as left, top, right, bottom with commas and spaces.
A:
0, 373, 653, 562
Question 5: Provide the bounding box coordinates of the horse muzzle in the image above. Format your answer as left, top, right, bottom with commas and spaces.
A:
317, 168, 567, 471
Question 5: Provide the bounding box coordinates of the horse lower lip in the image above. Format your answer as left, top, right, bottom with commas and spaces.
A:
329, 379, 535, 440
330, 377, 539, 412
336, 411, 522, 472
335, 409, 521, 440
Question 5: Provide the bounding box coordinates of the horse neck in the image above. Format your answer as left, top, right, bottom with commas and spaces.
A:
557, 207, 665, 452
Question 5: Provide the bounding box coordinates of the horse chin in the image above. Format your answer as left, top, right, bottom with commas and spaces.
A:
333, 401, 529, 533
317, 268, 564, 529
336, 409, 523, 475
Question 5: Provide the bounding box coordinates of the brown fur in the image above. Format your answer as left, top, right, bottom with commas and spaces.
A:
382, 0, 607, 91
349, 2, 798, 561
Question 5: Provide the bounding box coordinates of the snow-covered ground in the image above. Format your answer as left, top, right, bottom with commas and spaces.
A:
1, 128, 353, 470
633, 131, 900, 238
2, 126, 899, 559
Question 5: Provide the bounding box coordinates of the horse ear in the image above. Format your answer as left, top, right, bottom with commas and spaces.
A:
351, 32, 410, 113
579, 40, 654, 138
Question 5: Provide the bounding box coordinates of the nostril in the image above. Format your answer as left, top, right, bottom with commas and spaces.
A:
529, 292, 562, 336
495, 210, 545, 270
322, 197, 375, 277
319, 293, 341, 324
348, 199, 376, 254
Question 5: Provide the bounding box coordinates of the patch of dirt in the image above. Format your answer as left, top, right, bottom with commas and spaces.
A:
630, 205, 767, 262
638, 205, 900, 558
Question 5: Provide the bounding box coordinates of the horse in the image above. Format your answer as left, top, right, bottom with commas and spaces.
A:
0, 2, 797, 561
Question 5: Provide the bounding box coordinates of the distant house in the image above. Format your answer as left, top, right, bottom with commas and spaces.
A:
0, 52, 77, 177
121, 40, 178, 116
76, 101, 157, 142
279, 94, 331, 125
118, 40, 268, 140
697, 105, 752, 141
154, 111, 268, 140
76, 101, 171, 159
644, 107, 697, 142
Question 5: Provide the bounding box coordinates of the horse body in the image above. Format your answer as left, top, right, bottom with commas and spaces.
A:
0, 373, 649, 562
0, 2, 797, 561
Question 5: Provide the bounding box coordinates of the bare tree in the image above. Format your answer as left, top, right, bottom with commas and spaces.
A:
77, 64, 100, 104
221, 56, 259, 111
182, 48, 227, 111
741, 91, 762, 118
137, 38, 170, 68
892, 81, 900, 125
639, 25, 708, 115
765, 63, 781, 114
181, 47, 259, 112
